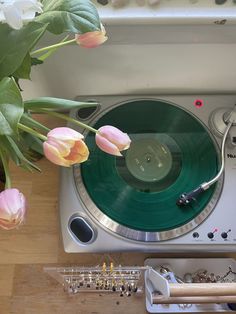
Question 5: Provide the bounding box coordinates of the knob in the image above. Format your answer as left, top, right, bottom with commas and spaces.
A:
192, 232, 199, 238
221, 229, 231, 239
208, 228, 218, 239
221, 232, 228, 239
207, 232, 214, 239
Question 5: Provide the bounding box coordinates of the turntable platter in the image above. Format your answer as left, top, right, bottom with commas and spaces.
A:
74, 99, 222, 240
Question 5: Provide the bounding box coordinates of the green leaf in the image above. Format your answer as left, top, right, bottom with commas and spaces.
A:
5, 136, 41, 172
0, 77, 24, 135
0, 146, 10, 188
20, 113, 50, 133
0, 136, 21, 166
12, 53, 31, 79
0, 135, 41, 172
31, 57, 44, 66
13, 54, 44, 80
21, 133, 44, 157
0, 22, 48, 80
24, 97, 98, 110
35, 0, 101, 35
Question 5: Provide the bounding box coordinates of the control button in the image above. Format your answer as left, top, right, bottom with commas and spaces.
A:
221, 229, 231, 239
208, 228, 218, 239
192, 232, 199, 238
69, 217, 95, 244
207, 232, 214, 239
221, 232, 228, 239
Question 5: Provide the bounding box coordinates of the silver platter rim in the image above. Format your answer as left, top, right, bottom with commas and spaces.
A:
73, 98, 223, 242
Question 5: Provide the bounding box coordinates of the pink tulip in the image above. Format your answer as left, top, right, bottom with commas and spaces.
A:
75, 24, 108, 48
95, 125, 131, 156
0, 188, 26, 230
43, 127, 89, 167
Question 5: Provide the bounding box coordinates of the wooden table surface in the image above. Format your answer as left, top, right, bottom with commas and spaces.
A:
0, 116, 235, 314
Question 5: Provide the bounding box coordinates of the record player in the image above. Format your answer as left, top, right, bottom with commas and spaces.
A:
59, 95, 236, 252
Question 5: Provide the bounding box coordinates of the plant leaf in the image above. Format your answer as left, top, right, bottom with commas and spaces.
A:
31, 57, 44, 66
0, 135, 40, 172
0, 22, 48, 80
12, 53, 31, 79
21, 133, 44, 157
0, 136, 21, 166
24, 97, 98, 110
0, 77, 24, 135
13, 54, 44, 80
5, 136, 41, 172
20, 113, 50, 133
35, 0, 100, 34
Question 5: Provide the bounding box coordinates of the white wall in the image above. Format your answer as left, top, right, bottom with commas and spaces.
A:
21, 24, 236, 100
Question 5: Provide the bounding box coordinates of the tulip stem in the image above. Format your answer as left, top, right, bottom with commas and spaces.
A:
31, 39, 76, 56
33, 109, 98, 134
0, 149, 11, 189
18, 123, 48, 141
36, 35, 70, 61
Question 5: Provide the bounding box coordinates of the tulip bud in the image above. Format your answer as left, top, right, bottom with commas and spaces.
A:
95, 125, 131, 156
0, 188, 26, 230
75, 24, 108, 48
43, 127, 89, 167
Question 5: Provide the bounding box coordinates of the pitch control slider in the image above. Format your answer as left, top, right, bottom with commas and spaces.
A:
177, 106, 236, 206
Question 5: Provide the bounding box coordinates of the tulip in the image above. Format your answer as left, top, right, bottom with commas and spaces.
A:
0, 0, 43, 30
75, 24, 108, 48
95, 125, 131, 156
43, 127, 89, 167
0, 188, 26, 230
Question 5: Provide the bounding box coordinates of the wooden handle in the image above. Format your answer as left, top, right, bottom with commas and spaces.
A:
153, 294, 236, 304
169, 283, 236, 297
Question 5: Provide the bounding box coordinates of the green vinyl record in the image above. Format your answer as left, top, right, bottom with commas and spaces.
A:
79, 99, 219, 232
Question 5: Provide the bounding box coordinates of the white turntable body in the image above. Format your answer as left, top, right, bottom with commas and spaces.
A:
60, 94, 236, 253
20, 1, 236, 253
56, 1, 236, 253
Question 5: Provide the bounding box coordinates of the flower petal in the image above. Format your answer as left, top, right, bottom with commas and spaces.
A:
98, 126, 131, 150
43, 142, 71, 167
0, 0, 43, 28
3, 5, 23, 29
64, 140, 89, 163
46, 138, 72, 157
14, 0, 43, 12
0, 188, 26, 230
75, 24, 108, 48
43, 127, 89, 166
47, 127, 84, 141
95, 134, 122, 156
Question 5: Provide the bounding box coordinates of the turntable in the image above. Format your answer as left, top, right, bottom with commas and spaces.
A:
59, 95, 236, 252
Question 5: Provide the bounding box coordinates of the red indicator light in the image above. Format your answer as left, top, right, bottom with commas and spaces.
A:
194, 99, 204, 108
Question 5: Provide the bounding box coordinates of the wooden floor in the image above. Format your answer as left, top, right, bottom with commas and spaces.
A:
0, 116, 235, 313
